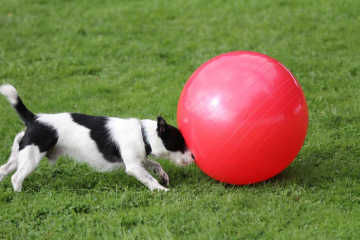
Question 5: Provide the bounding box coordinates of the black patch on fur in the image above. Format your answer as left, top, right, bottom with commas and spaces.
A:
156, 117, 186, 153
71, 113, 122, 163
14, 96, 35, 126
19, 119, 58, 153
159, 124, 187, 153
141, 124, 152, 156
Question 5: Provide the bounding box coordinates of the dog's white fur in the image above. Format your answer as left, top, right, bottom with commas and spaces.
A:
0, 84, 18, 105
0, 84, 194, 192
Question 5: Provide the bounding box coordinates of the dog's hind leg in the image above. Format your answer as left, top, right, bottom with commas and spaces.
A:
0, 131, 25, 182
11, 145, 46, 192
46, 147, 62, 166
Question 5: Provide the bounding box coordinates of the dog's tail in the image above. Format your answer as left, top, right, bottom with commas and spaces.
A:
0, 84, 35, 126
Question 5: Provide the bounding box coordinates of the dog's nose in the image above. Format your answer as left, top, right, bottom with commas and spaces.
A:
191, 154, 195, 160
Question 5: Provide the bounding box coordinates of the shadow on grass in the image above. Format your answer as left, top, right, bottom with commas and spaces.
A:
175, 155, 337, 191
219, 161, 336, 191
17, 159, 141, 193
154, 157, 332, 191
2, 152, 337, 195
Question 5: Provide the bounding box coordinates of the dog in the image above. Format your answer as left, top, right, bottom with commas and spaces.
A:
0, 84, 194, 192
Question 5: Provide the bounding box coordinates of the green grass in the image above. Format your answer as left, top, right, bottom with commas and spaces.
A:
1, 0, 359, 239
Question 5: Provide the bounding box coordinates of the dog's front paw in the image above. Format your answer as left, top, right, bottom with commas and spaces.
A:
150, 185, 169, 192
157, 186, 170, 192
159, 170, 169, 186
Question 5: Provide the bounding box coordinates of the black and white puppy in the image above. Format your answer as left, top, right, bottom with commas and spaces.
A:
0, 84, 194, 192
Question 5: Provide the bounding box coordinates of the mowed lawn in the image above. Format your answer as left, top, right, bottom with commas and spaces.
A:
0, 0, 359, 239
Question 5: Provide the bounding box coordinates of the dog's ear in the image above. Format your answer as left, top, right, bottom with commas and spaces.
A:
157, 116, 168, 137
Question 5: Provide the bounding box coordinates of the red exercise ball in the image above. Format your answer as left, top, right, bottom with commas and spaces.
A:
177, 51, 308, 185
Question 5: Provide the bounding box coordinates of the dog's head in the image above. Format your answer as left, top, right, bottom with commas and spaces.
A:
146, 117, 194, 166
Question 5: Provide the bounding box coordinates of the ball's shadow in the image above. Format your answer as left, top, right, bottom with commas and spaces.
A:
186, 161, 326, 190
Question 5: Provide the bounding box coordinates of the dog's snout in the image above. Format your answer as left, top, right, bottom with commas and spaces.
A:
191, 154, 195, 160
